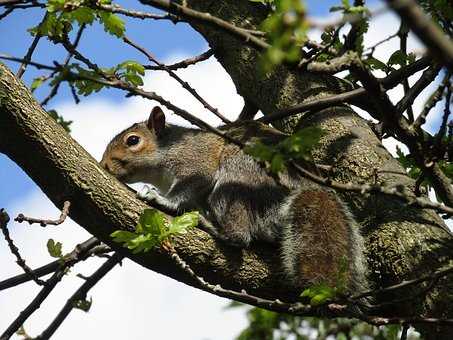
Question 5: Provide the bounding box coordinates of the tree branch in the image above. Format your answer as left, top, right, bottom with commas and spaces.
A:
34, 252, 123, 340
384, 0, 453, 69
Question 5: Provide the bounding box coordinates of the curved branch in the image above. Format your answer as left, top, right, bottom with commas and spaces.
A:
0, 63, 304, 306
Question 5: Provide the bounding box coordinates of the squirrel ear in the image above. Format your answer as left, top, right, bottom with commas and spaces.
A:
147, 106, 166, 137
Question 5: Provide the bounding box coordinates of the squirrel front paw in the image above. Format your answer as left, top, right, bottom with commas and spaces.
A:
137, 185, 160, 203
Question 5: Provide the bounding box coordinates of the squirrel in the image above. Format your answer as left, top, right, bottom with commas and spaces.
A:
101, 106, 368, 295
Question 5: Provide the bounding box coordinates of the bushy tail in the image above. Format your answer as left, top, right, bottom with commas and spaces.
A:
280, 189, 368, 294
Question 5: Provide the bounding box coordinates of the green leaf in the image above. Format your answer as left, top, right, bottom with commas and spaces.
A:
244, 141, 275, 162
70, 7, 96, 25
30, 12, 68, 39
110, 230, 137, 243
300, 282, 336, 306
270, 153, 284, 173
117, 60, 145, 75
111, 209, 197, 254
388, 50, 407, 67
259, 0, 308, 72
30, 77, 44, 92
364, 57, 388, 72
329, 6, 345, 12
168, 211, 199, 234
46, 0, 65, 13
280, 126, 325, 159
139, 208, 166, 234
124, 73, 144, 86
47, 239, 63, 258
98, 11, 125, 37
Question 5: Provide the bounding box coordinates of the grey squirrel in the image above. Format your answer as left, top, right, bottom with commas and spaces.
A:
101, 106, 368, 294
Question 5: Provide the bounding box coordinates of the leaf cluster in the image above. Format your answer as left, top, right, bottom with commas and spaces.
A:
331, 0, 369, 55
252, 0, 309, 72
245, 126, 325, 173
111, 209, 198, 254
230, 302, 418, 340
29, 0, 125, 40
47, 60, 144, 96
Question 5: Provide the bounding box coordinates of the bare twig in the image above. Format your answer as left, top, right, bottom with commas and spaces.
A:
1, 271, 64, 339
123, 36, 230, 123
145, 49, 214, 70
384, 0, 453, 69
0, 54, 56, 71
0, 238, 105, 291
291, 161, 453, 219
398, 22, 415, 122
34, 253, 123, 340
381, 55, 432, 89
16, 12, 47, 78
95, 2, 179, 22
351, 266, 453, 301
0, 6, 13, 19
0, 208, 45, 286
56, 40, 242, 146
396, 64, 441, 115
15, 201, 71, 227
0, 238, 101, 339
69, 82, 81, 104
0, 0, 44, 20
41, 25, 86, 107
364, 32, 398, 55
433, 81, 452, 158
260, 56, 432, 124
413, 72, 451, 129
350, 59, 453, 206
167, 247, 319, 315
139, 0, 269, 50
258, 88, 365, 124
169, 245, 453, 327
0, 0, 38, 5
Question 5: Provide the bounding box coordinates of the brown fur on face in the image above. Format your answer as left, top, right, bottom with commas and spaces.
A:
100, 122, 158, 183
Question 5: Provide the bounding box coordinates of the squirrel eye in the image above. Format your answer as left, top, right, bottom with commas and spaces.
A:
126, 135, 141, 147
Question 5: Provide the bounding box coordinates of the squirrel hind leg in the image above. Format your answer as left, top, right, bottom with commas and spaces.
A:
280, 190, 368, 293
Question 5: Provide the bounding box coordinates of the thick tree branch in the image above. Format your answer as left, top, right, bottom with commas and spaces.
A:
147, 1, 453, 337
0, 62, 306, 307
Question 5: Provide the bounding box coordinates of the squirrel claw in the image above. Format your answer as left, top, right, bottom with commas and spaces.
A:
137, 185, 159, 202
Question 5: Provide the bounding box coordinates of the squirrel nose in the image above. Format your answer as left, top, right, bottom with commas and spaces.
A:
100, 159, 110, 172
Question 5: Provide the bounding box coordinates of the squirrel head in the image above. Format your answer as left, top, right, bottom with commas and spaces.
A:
100, 106, 166, 183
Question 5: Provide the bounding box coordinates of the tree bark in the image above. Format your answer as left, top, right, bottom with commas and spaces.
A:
1, 0, 452, 337
158, 0, 452, 337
